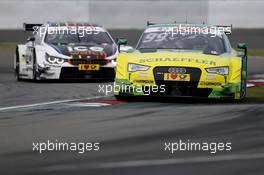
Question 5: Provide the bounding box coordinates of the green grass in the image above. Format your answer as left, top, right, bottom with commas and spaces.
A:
0, 43, 17, 49
247, 49, 264, 57
247, 86, 264, 100
236, 49, 264, 57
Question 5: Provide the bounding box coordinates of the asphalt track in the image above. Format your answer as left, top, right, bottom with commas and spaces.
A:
1, 32, 264, 174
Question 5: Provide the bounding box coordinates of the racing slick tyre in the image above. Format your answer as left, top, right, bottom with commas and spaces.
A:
114, 95, 130, 101
114, 95, 139, 102
32, 49, 39, 81
240, 78, 247, 100
14, 48, 22, 81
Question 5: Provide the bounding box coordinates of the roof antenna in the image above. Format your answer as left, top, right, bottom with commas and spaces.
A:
185, 13, 188, 24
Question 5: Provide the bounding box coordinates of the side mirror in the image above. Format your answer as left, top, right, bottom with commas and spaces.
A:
237, 43, 247, 57
237, 43, 246, 49
117, 38, 128, 45
117, 38, 128, 52
27, 37, 35, 42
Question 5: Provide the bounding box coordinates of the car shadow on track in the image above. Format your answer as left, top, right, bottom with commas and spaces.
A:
116, 96, 264, 105
18, 79, 114, 84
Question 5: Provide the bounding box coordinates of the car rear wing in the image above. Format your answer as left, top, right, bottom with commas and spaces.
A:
23, 23, 43, 32
147, 21, 156, 26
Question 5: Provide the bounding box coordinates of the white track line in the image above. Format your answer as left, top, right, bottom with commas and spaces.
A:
0, 95, 109, 112
39, 152, 264, 172
65, 102, 111, 107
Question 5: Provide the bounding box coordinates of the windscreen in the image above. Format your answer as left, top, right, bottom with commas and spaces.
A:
137, 31, 227, 55
44, 29, 113, 45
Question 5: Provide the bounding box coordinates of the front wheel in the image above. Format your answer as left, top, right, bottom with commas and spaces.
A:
240, 79, 247, 100
32, 49, 40, 81
14, 49, 21, 81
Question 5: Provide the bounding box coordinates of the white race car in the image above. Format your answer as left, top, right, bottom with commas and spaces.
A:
15, 22, 118, 80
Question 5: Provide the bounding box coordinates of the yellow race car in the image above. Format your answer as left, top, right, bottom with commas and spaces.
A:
114, 23, 248, 100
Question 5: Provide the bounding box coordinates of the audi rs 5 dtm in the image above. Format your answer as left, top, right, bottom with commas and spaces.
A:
114, 22, 248, 100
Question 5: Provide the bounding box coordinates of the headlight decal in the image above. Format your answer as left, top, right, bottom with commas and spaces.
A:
47, 56, 57, 64
205, 66, 229, 75
45, 53, 66, 65
128, 63, 150, 72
